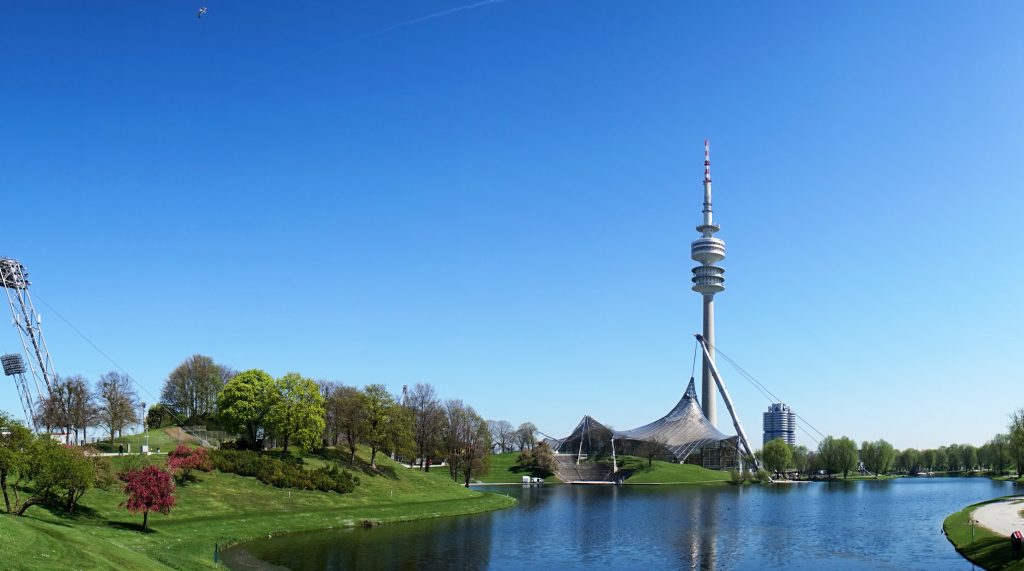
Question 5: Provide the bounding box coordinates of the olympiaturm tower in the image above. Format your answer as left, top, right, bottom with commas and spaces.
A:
690, 141, 725, 427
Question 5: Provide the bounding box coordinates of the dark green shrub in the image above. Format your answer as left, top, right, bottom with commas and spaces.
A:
209, 450, 358, 494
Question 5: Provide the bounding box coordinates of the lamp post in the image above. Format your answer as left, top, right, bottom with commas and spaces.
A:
140, 401, 148, 454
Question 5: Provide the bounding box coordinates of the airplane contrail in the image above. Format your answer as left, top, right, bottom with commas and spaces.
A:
229, 0, 514, 89
370, 0, 509, 37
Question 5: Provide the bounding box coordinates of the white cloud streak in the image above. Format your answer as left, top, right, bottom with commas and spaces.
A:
370, 0, 509, 37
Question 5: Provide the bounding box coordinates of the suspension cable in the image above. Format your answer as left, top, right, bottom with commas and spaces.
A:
31, 291, 191, 428
712, 344, 829, 443
690, 339, 699, 378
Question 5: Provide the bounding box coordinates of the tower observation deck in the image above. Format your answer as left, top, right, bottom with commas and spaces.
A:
691, 141, 725, 426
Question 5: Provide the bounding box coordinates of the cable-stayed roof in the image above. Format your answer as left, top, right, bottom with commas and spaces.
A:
551, 415, 614, 455
613, 378, 734, 461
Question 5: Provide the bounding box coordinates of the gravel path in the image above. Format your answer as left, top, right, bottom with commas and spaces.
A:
973, 498, 1024, 536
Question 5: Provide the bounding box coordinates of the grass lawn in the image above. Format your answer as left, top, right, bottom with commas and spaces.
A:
0, 445, 514, 570
474, 452, 560, 483
616, 456, 731, 485
473, 453, 732, 485
93, 427, 196, 453
943, 497, 1024, 571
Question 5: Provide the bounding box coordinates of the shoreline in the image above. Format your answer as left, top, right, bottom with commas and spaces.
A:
943, 495, 1024, 571
1, 453, 517, 570
216, 492, 518, 564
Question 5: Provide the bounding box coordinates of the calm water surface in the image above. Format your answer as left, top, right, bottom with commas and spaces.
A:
223, 478, 1018, 570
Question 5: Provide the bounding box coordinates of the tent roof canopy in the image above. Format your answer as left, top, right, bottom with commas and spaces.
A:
613, 378, 735, 461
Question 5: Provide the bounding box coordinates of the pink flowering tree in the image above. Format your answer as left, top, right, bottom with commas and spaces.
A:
165, 445, 211, 483
119, 465, 175, 531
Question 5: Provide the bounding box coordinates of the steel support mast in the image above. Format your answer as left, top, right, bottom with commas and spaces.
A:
695, 334, 763, 474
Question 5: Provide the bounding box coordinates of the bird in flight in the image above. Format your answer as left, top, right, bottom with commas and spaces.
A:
197, 7, 207, 18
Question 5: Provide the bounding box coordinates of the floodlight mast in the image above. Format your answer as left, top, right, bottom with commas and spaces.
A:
2, 353, 36, 430
0, 258, 58, 424
694, 334, 763, 474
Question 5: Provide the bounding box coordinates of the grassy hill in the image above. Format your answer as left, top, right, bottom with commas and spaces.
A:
0, 444, 514, 570
474, 452, 561, 483
473, 453, 730, 485
617, 456, 731, 484
89, 426, 197, 453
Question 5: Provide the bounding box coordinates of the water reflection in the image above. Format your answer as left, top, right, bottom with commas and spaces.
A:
222, 511, 493, 571
224, 478, 1017, 571
675, 487, 720, 570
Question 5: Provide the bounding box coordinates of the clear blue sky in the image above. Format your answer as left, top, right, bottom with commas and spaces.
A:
1, 1, 1022, 450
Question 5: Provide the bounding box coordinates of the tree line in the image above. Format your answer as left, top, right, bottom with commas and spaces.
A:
150, 355, 514, 487
34, 371, 141, 444
25, 352, 527, 487
759, 407, 1024, 479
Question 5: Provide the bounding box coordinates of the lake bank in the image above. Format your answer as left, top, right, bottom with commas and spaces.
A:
0, 449, 515, 570
226, 476, 1015, 570
944, 496, 1024, 571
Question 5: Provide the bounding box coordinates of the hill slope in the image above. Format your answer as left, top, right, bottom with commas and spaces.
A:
0, 447, 514, 570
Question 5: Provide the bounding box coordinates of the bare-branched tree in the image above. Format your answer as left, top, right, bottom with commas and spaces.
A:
96, 371, 139, 443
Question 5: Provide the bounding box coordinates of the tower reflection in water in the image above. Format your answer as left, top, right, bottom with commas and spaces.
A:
677, 488, 719, 570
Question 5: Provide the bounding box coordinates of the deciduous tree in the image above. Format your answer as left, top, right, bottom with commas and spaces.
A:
362, 384, 398, 468
987, 434, 1011, 475
860, 439, 895, 477
442, 400, 491, 486
488, 420, 515, 454
636, 438, 667, 469
835, 436, 859, 478
816, 435, 857, 478
408, 383, 444, 470
268, 373, 325, 454
320, 380, 343, 447
217, 369, 277, 450
790, 444, 810, 477
1009, 409, 1024, 477
896, 448, 920, 474
762, 438, 793, 476
120, 465, 175, 531
145, 403, 176, 430
15, 438, 95, 514
515, 422, 537, 451
517, 441, 557, 475
65, 375, 98, 444
0, 413, 32, 513
96, 371, 140, 443
334, 386, 366, 464
160, 354, 232, 422
961, 444, 978, 472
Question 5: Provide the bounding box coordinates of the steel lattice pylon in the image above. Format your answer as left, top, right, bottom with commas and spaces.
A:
0, 257, 58, 429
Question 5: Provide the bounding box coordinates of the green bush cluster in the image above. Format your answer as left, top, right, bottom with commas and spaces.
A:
210, 450, 359, 493
728, 468, 772, 484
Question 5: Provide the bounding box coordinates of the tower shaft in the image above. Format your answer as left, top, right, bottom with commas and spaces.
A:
701, 295, 716, 426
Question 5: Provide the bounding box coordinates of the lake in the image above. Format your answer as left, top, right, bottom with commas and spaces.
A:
222, 478, 1018, 570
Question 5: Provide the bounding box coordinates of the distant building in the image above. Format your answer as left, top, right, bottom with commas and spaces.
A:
763, 403, 796, 445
